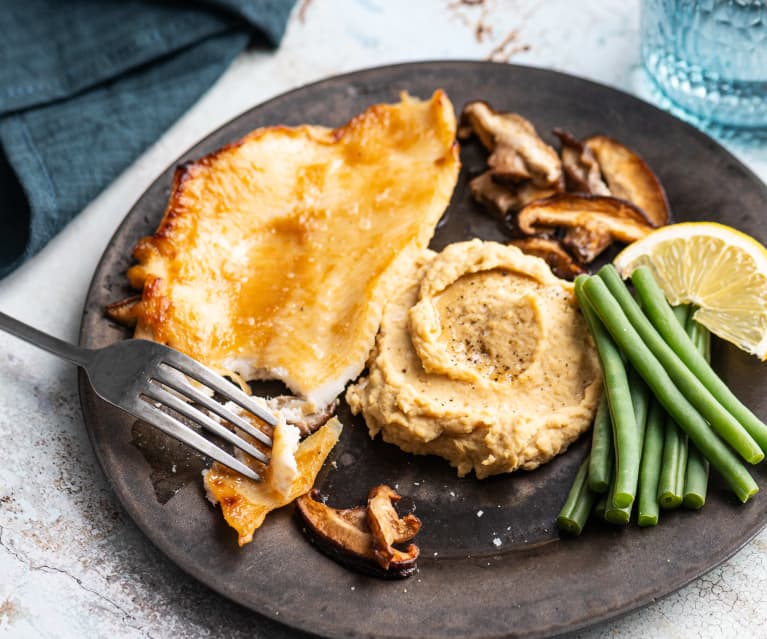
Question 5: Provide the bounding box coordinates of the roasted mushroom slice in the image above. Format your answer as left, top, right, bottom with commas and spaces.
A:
507, 237, 585, 280
469, 171, 559, 218
367, 485, 421, 570
584, 135, 670, 227
516, 194, 655, 263
514, 182, 560, 209
295, 491, 375, 568
460, 101, 563, 188
553, 129, 610, 196
295, 489, 419, 579
469, 171, 519, 217
517, 193, 651, 230
561, 223, 616, 264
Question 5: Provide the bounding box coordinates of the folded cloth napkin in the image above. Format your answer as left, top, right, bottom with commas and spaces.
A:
0, 0, 297, 278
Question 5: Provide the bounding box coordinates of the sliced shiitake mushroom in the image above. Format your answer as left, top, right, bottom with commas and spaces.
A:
561, 223, 616, 265
367, 485, 421, 571
469, 171, 559, 218
507, 237, 585, 280
516, 194, 655, 263
295, 488, 419, 579
553, 129, 610, 196
584, 135, 670, 227
469, 171, 519, 217
295, 490, 374, 566
517, 193, 651, 230
460, 101, 563, 188
513, 182, 560, 210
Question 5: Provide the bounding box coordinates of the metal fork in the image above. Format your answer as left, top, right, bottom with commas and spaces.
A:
0, 311, 275, 481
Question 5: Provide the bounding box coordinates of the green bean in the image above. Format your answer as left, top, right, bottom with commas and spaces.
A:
629, 367, 651, 441
688, 306, 711, 362
631, 265, 767, 455
598, 265, 763, 464
604, 470, 632, 525
581, 275, 758, 503
575, 276, 639, 508
672, 304, 690, 326
588, 393, 613, 493
683, 445, 709, 510
657, 304, 691, 509
557, 458, 597, 535
638, 398, 665, 526
696, 320, 711, 362
683, 313, 711, 510
658, 416, 688, 509
593, 494, 608, 521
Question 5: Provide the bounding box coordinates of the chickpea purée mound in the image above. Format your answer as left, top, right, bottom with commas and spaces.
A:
346, 239, 602, 479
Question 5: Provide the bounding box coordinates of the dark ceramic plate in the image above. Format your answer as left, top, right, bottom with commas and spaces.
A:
79, 62, 767, 639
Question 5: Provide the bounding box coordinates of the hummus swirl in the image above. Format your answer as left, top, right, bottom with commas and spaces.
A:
346, 239, 601, 478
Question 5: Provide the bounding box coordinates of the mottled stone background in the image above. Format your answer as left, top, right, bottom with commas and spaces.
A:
1, 1, 766, 637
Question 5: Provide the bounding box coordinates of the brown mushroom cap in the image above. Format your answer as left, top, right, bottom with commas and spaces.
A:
507, 237, 585, 280
516, 194, 654, 263
469, 171, 559, 218
561, 223, 616, 264
295, 489, 419, 579
461, 101, 563, 188
469, 171, 519, 217
367, 485, 421, 570
296, 490, 372, 556
584, 135, 670, 227
553, 128, 610, 196
517, 192, 651, 229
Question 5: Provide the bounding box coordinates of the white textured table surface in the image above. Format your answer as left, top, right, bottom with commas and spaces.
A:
2, 1, 766, 638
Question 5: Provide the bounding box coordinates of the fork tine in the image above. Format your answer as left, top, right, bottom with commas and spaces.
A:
160, 355, 278, 427
142, 385, 270, 465
151, 367, 273, 448
131, 400, 262, 481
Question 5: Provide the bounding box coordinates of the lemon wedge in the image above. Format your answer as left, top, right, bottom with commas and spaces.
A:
613, 222, 767, 359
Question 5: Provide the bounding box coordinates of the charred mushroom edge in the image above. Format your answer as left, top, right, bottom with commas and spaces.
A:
295, 488, 420, 579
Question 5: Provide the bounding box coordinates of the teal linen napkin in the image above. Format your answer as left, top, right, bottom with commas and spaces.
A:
0, 0, 297, 278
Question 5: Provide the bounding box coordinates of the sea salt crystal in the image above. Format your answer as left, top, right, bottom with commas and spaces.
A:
492, 537, 502, 548
476, 509, 484, 518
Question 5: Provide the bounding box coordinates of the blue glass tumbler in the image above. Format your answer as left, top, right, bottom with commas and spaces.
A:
641, 0, 767, 128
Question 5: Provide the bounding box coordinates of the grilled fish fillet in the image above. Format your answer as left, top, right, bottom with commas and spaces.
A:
127, 91, 459, 406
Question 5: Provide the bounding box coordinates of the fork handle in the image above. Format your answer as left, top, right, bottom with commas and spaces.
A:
0, 311, 92, 368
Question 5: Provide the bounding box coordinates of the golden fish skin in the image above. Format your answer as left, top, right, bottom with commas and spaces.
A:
128, 90, 460, 406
